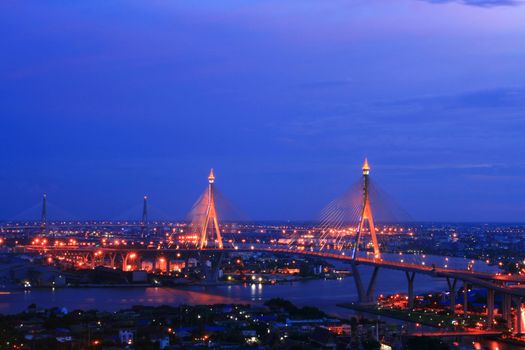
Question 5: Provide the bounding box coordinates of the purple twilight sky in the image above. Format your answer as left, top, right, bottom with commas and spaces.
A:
1, 0, 525, 222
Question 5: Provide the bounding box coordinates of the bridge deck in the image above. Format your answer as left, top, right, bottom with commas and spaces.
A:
408, 330, 503, 337
19, 245, 525, 297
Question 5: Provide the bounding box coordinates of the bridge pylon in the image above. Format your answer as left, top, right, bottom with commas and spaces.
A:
198, 169, 223, 249
41, 193, 47, 236
141, 195, 148, 238
352, 158, 380, 259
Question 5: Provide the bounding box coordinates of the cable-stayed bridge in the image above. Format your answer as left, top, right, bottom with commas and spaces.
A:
8, 161, 525, 334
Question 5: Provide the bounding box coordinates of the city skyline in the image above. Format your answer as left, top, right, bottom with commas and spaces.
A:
2, 0, 525, 222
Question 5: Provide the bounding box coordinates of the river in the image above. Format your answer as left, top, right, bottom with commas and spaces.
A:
2, 254, 522, 349
0, 253, 498, 315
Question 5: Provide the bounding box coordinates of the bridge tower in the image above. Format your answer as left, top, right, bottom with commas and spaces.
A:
352, 158, 380, 259
41, 193, 47, 235
198, 169, 223, 249
141, 195, 148, 238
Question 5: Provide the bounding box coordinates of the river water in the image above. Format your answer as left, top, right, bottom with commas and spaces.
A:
0, 253, 497, 315
2, 254, 522, 349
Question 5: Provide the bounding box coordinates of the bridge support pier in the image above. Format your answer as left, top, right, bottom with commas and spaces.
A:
405, 271, 416, 309
82, 253, 90, 268
121, 252, 139, 271
513, 297, 523, 335
199, 252, 225, 284
86, 252, 96, 269
502, 293, 512, 325
463, 281, 468, 315
352, 263, 379, 304
352, 263, 366, 303
487, 289, 495, 329
209, 252, 224, 283
109, 253, 116, 269
367, 266, 380, 302
446, 277, 458, 314
121, 253, 128, 271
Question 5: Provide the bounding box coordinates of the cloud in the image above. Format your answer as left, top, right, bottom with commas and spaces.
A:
382, 163, 497, 171
381, 162, 525, 172
376, 86, 525, 111
277, 86, 525, 140
422, 0, 524, 7
269, 85, 525, 165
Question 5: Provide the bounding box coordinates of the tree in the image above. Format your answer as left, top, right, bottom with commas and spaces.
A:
362, 338, 381, 350
406, 336, 450, 350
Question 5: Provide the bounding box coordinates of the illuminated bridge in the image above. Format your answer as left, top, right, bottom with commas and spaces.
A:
13, 162, 525, 335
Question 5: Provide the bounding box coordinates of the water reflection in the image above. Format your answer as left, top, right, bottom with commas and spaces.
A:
0, 253, 498, 315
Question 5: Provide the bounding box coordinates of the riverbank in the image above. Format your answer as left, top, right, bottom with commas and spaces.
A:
338, 302, 486, 328
338, 303, 525, 349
